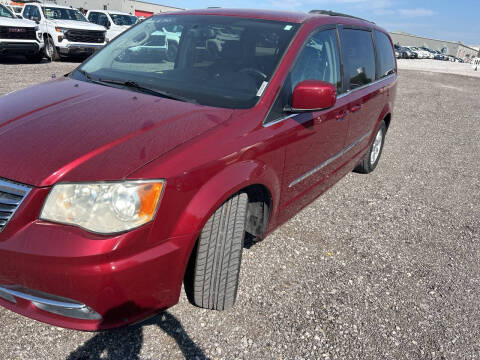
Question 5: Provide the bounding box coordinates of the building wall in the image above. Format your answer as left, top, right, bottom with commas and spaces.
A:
390, 32, 478, 60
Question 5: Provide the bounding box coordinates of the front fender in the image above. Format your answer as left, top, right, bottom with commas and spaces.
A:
170, 160, 281, 237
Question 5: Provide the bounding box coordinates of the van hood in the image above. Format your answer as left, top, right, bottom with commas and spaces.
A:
0, 78, 233, 187
0, 16, 37, 28
51, 20, 106, 31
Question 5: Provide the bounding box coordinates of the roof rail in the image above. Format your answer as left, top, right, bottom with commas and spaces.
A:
309, 10, 375, 24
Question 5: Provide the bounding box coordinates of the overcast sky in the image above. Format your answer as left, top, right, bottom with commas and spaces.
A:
155, 0, 479, 45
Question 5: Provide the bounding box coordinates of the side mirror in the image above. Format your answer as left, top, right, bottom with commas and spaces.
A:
32, 16, 40, 24
285, 80, 337, 113
16, 15, 23, 19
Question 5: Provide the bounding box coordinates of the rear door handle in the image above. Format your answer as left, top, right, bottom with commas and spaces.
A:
350, 105, 362, 113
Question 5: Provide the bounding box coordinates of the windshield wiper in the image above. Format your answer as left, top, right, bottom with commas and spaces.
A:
76, 69, 93, 81
96, 78, 197, 104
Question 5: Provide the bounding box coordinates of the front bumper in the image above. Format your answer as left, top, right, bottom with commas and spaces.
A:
58, 43, 105, 56
0, 41, 41, 55
0, 187, 196, 330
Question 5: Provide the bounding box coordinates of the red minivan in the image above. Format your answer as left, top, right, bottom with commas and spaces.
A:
0, 9, 397, 330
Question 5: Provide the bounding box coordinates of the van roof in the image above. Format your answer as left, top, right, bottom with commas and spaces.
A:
167, 8, 375, 26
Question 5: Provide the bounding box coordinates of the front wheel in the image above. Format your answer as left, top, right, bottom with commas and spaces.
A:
354, 121, 387, 174
184, 192, 248, 310
44, 37, 59, 61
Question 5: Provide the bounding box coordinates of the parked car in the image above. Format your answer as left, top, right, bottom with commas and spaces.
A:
0, 9, 397, 331
0, 3, 44, 62
473, 57, 480, 71
86, 10, 137, 41
394, 44, 408, 58
403, 46, 419, 58
21, 2, 107, 61
420, 47, 435, 59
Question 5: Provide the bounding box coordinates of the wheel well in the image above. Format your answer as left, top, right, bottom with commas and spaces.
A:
383, 113, 391, 132
241, 184, 272, 240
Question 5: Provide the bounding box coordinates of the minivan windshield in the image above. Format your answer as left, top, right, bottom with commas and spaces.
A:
42, 7, 87, 21
76, 15, 299, 109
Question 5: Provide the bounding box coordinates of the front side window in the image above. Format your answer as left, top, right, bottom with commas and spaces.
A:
110, 14, 137, 26
374, 31, 396, 79
266, 28, 341, 123
97, 13, 110, 27
290, 29, 341, 93
30, 6, 41, 20
341, 28, 375, 90
76, 15, 299, 109
42, 7, 87, 21
0, 4, 15, 18
88, 12, 99, 23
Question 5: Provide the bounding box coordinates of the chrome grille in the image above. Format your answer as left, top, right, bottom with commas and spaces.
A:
0, 178, 31, 233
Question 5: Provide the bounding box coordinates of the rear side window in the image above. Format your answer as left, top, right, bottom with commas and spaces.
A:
374, 31, 396, 79
340, 29, 375, 90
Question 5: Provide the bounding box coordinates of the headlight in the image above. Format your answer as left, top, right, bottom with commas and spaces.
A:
40, 180, 165, 234
55, 27, 68, 34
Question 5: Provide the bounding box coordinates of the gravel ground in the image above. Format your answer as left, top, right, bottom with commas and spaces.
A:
397, 58, 480, 78
0, 57, 479, 360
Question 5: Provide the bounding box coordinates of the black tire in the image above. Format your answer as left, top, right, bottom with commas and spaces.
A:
184, 192, 248, 310
166, 42, 178, 62
44, 37, 59, 62
354, 121, 387, 174
26, 52, 43, 63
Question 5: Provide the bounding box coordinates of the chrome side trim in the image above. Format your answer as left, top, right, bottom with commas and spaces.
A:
0, 285, 84, 309
337, 73, 396, 100
289, 130, 372, 188
263, 113, 298, 127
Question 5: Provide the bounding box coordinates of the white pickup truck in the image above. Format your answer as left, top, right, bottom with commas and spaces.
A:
21, 2, 106, 61
0, 3, 44, 62
86, 10, 137, 42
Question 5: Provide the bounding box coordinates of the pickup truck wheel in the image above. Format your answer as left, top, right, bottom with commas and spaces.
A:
44, 37, 59, 62
184, 192, 248, 310
354, 121, 386, 174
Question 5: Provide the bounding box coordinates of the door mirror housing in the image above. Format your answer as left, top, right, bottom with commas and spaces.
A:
285, 80, 337, 113
31, 16, 40, 24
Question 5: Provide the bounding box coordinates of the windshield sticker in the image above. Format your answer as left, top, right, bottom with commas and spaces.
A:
284, 25, 293, 31
256, 81, 268, 97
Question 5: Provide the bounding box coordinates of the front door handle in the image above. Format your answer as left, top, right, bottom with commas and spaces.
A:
350, 105, 362, 113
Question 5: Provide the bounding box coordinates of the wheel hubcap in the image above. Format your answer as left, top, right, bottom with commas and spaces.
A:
370, 129, 383, 165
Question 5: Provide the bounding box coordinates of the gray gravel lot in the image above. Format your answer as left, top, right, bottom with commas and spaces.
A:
0, 57, 479, 360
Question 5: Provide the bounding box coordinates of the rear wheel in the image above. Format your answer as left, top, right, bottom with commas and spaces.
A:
354, 121, 387, 174
185, 192, 248, 310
